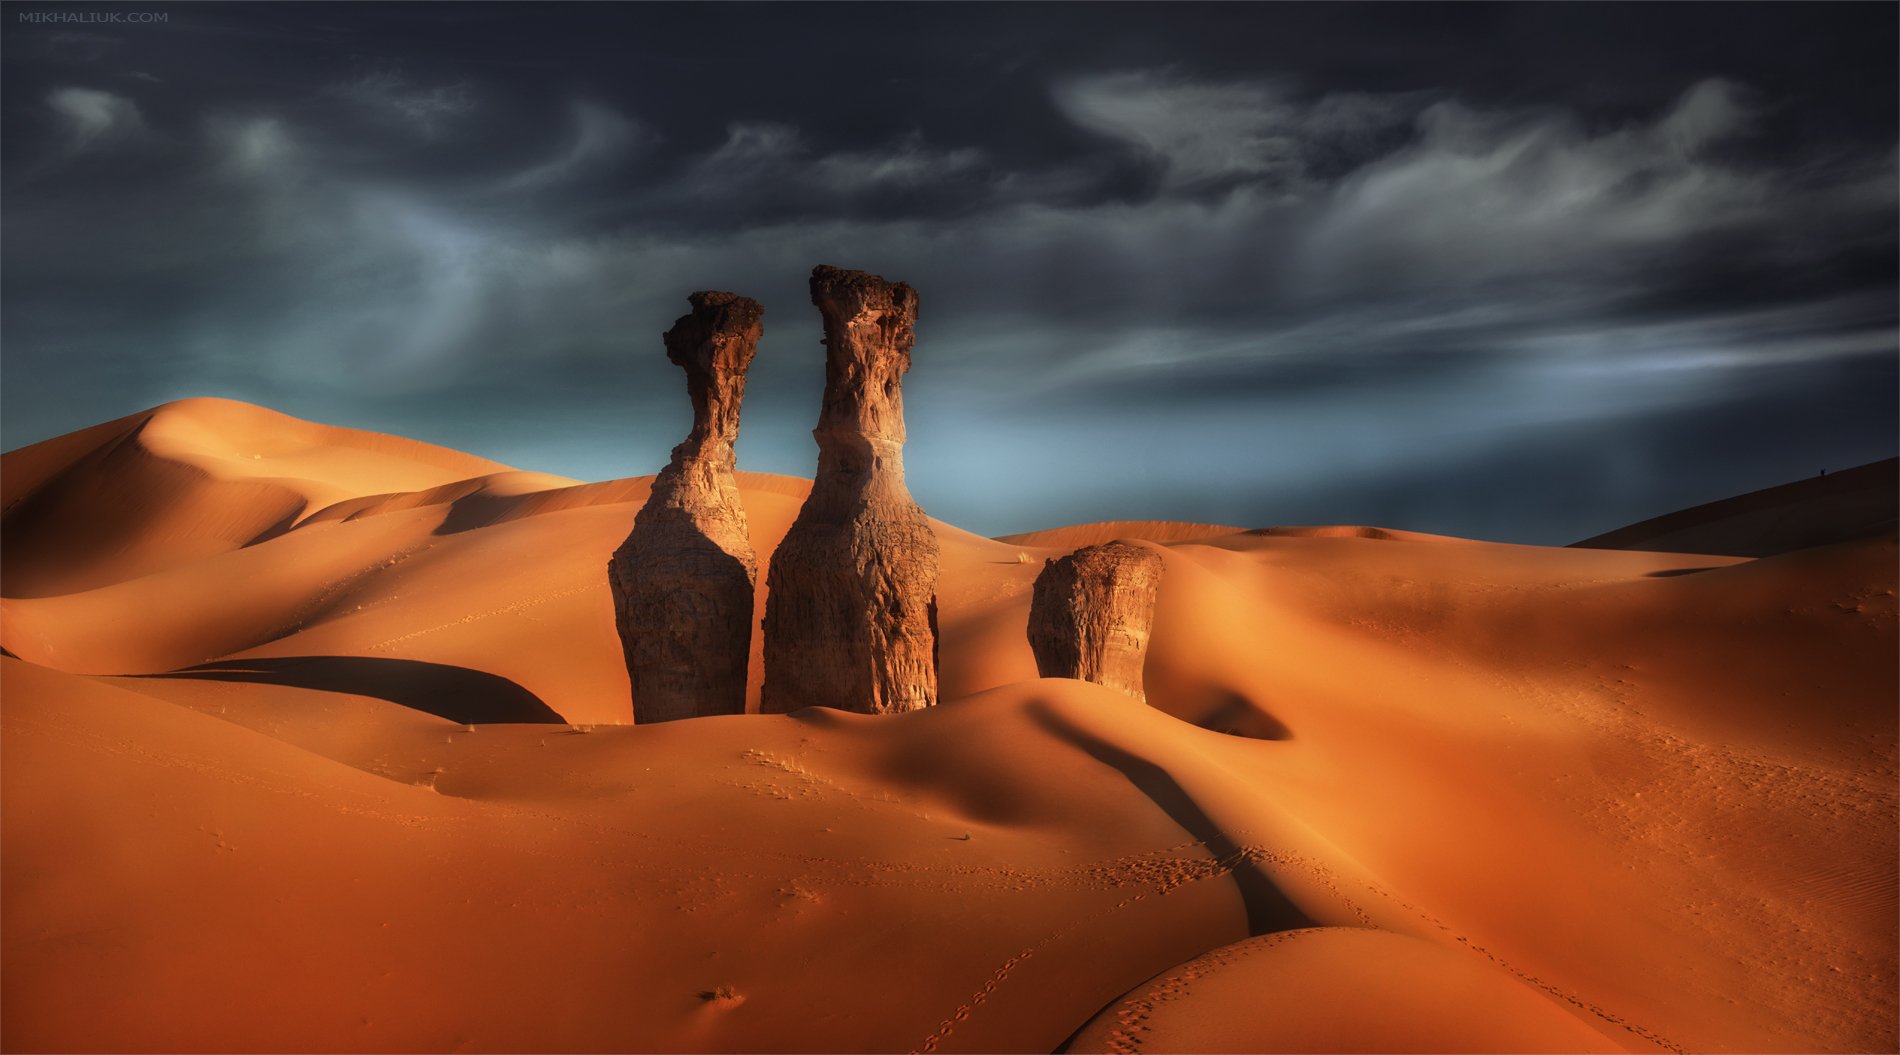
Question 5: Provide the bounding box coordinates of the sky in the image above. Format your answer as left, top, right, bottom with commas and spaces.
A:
3, 2, 1895, 543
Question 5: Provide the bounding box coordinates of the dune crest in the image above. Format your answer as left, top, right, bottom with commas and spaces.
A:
998, 520, 1248, 549
2, 398, 515, 597
1065, 927, 1628, 1053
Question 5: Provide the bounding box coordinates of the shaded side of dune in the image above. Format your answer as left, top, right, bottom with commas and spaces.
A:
1574, 457, 1898, 557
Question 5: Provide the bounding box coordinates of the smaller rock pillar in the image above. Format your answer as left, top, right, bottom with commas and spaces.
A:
1027, 541, 1165, 702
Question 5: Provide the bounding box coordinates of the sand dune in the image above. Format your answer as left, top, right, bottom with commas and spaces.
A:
1065, 927, 1627, 1053
1573, 457, 1898, 557
1, 398, 513, 598
997, 520, 1247, 549
3, 400, 1894, 1053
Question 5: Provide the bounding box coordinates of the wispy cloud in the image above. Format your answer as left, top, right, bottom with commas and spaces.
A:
1051, 70, 1420, 192
207, 114, 296, 176
1300, 79, 1783, 289
46, 86, 143, 154
500, 99, 645, 190
331, 70, 475, 139
700, 121, 801, 169
688, 121, 988, 199
813, 131, 986, 192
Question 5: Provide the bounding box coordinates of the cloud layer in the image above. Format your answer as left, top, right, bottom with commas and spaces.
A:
3, 4, 1894, 542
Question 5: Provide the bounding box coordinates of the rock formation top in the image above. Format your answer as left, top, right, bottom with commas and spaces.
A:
809, 264, 921, 458
1027, 540, 1165, 703
662, 290, 765, 474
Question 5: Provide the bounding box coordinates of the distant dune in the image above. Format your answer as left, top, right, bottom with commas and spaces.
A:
997, 520, 1249, 549
1573, 458, 1898, 557
3, 399, 1893, 1054
1000, 521, 1499, 550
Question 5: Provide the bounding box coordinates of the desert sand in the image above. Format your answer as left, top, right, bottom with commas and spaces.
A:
3, 397, 1894, 1053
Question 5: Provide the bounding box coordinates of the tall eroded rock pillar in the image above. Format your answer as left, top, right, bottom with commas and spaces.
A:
1027, 541, 1165, 702
761, 265, 940, 715
608, 291, 764, 723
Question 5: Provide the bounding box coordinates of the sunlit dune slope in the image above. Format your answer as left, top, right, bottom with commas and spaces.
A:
8, 661, 1347, 1055
2, 400, 1894, 1054
0, 422, 1001, 724
1, 398, 516, 598
1064, 927, 1626, 1054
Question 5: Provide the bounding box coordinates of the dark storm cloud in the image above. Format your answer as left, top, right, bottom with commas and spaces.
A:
2, 2, 1894, 543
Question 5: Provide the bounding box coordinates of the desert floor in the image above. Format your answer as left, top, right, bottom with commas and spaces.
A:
3, 398, 1895, 1053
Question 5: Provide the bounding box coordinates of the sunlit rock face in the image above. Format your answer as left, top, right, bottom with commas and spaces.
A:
1027, 541, 1164, 702
609, 291, 764, 723
761, 265, 940, 716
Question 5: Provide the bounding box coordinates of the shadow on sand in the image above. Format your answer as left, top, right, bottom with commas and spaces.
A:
1025, 700, 1315, 937
138, 655, 564, 725
1195, 688, 1293, 741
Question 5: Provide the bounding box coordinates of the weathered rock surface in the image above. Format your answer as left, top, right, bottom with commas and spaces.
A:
608, 291, 763, 723
1027, 541, 1165, 702
761, 265, 940, 715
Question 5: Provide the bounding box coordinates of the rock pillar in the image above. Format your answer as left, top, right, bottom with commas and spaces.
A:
609, 291, 763, 723
1027, 541, 1164, 702
761, 265, 940, 715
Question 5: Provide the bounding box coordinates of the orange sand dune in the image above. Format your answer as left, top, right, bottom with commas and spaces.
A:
999, 521, 1478, 552
996, 520, 1246, 549
3, 400, 1895, 1054
1, 398, 514, 598
1065, 927, 1626, 1053
1248, 523, 1473, 543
